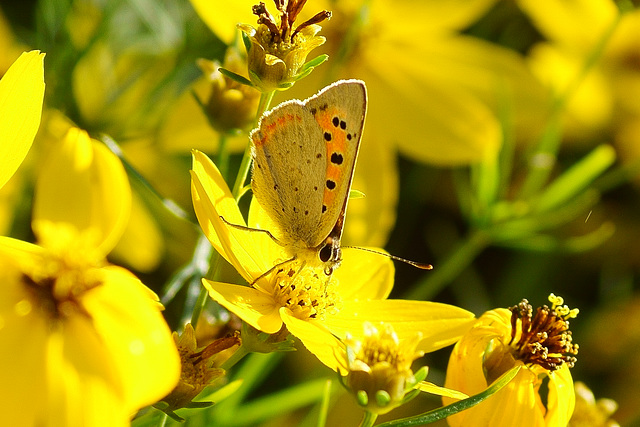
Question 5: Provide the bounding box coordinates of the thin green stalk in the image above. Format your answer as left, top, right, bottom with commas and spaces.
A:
359, 411, 378, 427
405, 230, 490, 301
231, 147, 254, 200
231, 90, 275, 198
216, 133, 230, 179
317, 380, 333, 427
220, 344, 250, 371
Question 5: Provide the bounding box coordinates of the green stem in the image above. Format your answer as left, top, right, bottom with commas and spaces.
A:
220, 343, 250, 371
405, 230, 490, 301
231, 90, 275, 198
189, 233, 216, 329
359, 411, 378, 427
216, 133, 230, 179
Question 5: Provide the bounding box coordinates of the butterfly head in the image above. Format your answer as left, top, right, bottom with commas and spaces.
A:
318, 235, 342, 276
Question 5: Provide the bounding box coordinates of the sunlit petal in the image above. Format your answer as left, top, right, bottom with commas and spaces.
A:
0, 50, 45, 189
202, 279, 283, 333
334, 248, 394, 301
33, 127, 131, 255
191, 151, 279, 281
281, 309, 346, 372
324, 300, 474, 351
81, 266, 180, 410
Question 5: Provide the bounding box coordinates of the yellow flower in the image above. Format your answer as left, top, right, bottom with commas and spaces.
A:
0, 127, 181, 426
191, 150, 475, 371
444, 294, 579, 426
519, 0, 619, 141
341, 322, 467, 415
0, 50, 45, 190
312, 0, 548, 166
237, 0, 331, 91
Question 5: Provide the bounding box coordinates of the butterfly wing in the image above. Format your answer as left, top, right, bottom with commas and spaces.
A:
304, 80, 367, 248
250, 80, 367, 252
251, 100, 327, 247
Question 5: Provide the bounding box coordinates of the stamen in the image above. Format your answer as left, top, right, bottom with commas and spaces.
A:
508, 297, 579, 371
270, 262, 341, 321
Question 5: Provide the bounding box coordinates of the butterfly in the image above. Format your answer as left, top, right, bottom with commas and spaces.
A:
250, 79, 367, 275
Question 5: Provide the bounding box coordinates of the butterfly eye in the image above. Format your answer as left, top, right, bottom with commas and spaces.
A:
319, 243, 333, 263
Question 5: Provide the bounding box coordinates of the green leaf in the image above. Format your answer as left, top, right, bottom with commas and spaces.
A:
349, 189, 366, 199
219, 67, 254, 87
242, 31, 252, 53
535, 144, 615, 213
376, 365, 521, 426
300, 54, 329, 72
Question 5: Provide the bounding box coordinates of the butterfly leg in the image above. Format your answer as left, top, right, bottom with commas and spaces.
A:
248, 256, 298, 287
219, 215, 284, 247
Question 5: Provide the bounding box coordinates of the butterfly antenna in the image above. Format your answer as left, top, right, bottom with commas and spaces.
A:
342, 246, 433, 270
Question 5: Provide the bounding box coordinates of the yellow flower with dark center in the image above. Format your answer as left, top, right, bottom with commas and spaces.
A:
0, 126, 180, 426
238, 0, 331, 91
191, 150, 475, 371
444, 294, 579, 426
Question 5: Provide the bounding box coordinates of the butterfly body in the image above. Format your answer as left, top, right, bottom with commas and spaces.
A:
251, 80, 367, 274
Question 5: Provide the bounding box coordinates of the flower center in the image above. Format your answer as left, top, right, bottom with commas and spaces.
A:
508, 294, 579, 371
252, 0, 331, 44
269, 262, 341, 321
20, 253, 102, 321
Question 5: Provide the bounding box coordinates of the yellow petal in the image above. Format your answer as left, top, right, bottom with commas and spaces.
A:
0, 50, 45, 189
370, 0, 499, 35
0, 254, 48, 426
110, 193, 164, 272
281, 309, 347, 372
334, 248, 394, 301
189, 0, 255, 44
191, 150, 278, 282
361, 59, 501, 166
81, 266, 181, 410
545, 365, 575, 426
518, 0, 618, 52
324, 300, 475, 352
202, 279, 283, 334
33, 128, 131, 255
345, 134, 398, 247
46, 318, 131, 427
247, 197, 290, 263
